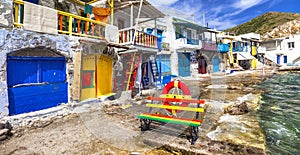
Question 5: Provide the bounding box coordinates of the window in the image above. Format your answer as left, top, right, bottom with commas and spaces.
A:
288, 42, 295, 48
117, 19, 125, 30
187, 29, 192, 40
175, 25, 185, 39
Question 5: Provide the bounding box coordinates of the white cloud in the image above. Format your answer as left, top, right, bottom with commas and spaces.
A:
180, 1, 202, 15
204, 0, 271, 29
233, 0, 264, 9
147, 0, 179, 6
208, 19, 235, 30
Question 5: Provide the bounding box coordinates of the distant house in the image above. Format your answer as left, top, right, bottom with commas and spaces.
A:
217, 32, 261, 70
260, 35, 300, 66
113, 0, 164, 95
197, 29, 223, 74
140, 10, 225, 77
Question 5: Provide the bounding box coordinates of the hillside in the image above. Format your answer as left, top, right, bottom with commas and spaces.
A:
224, 12, 300, 40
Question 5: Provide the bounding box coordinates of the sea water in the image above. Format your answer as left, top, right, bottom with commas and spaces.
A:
258, 73, 300, 154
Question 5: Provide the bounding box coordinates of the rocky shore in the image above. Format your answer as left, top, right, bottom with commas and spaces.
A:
0, 69, 274, 155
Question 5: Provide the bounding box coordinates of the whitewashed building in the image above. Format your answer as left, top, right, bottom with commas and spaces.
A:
260, 35, 300, 66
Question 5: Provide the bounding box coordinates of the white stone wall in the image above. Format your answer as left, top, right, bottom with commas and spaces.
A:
0, 0, 13, 29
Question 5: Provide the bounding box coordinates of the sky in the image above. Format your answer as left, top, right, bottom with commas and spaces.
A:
148, 0, 300, 30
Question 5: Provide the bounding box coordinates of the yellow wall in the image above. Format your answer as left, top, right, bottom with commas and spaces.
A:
81, 55, 96, 101
96, 55, 113, 96
251, 59, 258, 69
251, 46, 257, 56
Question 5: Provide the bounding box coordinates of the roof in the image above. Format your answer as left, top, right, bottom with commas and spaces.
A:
113, 0, 165, 19
172, 17, 206, 30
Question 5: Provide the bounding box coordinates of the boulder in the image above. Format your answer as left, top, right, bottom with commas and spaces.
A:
0, 128, 9, 136
0, 123, 5, 129
0, 134, 7, 141
0, 121, 13, 141
224, 102, 249, 115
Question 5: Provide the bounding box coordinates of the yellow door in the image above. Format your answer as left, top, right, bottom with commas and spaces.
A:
96, 55, 113, 97
81, 55, 96, 100
251, 46, 257, 56
251, 59, 258, 69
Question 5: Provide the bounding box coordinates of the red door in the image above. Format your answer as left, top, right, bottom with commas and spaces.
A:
198, 56, 207, 74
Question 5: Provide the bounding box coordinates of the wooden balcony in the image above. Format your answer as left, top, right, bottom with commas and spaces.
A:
13, 0, 106, 40
202, 41, 217, 51
119, 28, 157, 48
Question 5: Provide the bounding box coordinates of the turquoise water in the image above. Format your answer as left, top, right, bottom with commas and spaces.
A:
258, 73, 300, 155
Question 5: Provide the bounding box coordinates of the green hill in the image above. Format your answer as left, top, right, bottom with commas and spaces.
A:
224, 12, 300, 36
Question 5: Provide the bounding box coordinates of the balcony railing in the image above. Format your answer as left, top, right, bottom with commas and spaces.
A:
119, 28, 157, 48
187, 38, 199, 45
232, 47, 243, 52
13, 0, 106, 40
232, 46, 249, 52
202, 41, 217, 51
218, 43, 229, 53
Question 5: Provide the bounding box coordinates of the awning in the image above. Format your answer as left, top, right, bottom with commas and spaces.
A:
237, 52, 254, 60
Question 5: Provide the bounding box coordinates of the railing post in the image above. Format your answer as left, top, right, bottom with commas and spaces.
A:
59, 15, 63, 31
91, 23, 95, 36
68, 16, 72, 36
77, 19, 81, 34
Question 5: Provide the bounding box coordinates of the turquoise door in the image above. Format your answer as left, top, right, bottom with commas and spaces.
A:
157, 54, 171, 74
178, 53, 191, 77
212, 56, 220, 73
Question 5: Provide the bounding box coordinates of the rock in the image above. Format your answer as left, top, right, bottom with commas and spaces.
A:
0, 134, 7, 141
0, 123, 5, 129
224, 102, 249, 115
5, 121, 13, 132
0, 129, 9, 136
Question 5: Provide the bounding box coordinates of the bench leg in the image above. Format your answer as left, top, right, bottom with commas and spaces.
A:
140, 119, 151, 131
189, 126, 199, 145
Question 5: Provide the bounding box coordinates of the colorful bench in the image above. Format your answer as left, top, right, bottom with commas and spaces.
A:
138, 80, 206, 145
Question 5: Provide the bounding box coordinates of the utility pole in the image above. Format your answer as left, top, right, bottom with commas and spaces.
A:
202, 12, 206, 27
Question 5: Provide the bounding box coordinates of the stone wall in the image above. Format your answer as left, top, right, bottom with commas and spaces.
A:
0, 28, 72, 118
0, 0, 13, 29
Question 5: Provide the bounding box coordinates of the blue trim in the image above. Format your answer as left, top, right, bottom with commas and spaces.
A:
7, 56, 65, 61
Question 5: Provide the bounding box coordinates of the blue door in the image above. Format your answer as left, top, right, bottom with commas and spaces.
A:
283, 55, 287, 64
212, 56, 220, 73
277, 55, 280, 64
178, 53, 190, 77
7, 56, 68, 115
